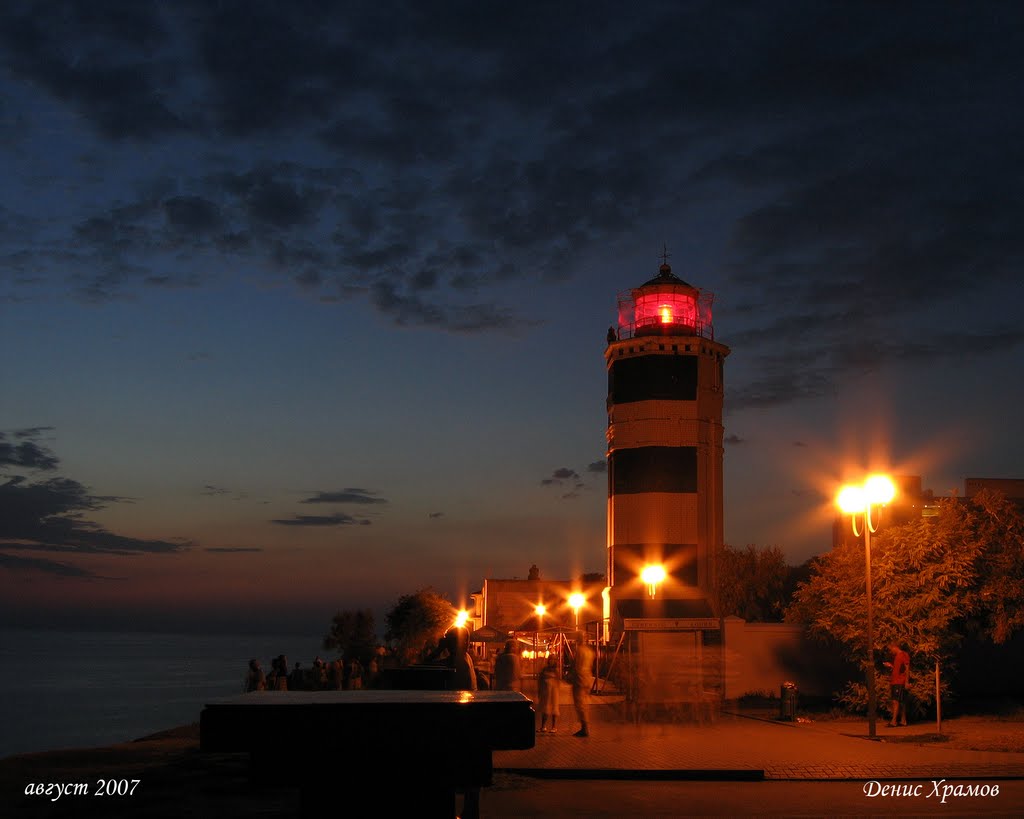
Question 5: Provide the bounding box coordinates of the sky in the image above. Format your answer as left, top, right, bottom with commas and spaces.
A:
2, 1, 1023, 635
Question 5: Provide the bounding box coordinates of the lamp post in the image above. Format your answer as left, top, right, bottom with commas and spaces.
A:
533, 604, 546, 676
836, 473, 896, 739
568, 593, 585, 629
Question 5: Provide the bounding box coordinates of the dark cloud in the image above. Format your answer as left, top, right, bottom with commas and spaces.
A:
0, 475, 187, 555
300, 489, 387, 505
541, 467, 581, 486
0, 2, 184, 140
0, 429, 59, 470
586, 461, 607, 473
0, 551, 96, 577
4, 2, 1024, 380
205, 547, 263, 553
271, 513, 371, 527
1, 433, 189, 559
428, 512, 444, 519
163, 196, 223, 234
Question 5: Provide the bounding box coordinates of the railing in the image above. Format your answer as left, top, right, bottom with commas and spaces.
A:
614, 318, 714, 341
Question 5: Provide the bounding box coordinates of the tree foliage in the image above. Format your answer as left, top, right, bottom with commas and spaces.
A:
786, 490, 1024, 708
717, 544, 790, 622
322, 608, 377, 662
383, 587, 457, 665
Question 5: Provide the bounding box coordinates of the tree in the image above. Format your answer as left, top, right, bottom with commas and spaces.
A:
717, 544, 790, 622
384, 588, 457, 665
322, 608, 377, 663
786, 490, 1024, 714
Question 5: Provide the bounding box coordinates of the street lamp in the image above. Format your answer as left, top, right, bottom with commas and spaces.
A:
836, 473, 896, 739
640, 564, 667, 598
568, 593, 585, 628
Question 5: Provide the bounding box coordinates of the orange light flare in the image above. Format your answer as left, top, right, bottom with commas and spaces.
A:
454, 609, 469, 628
836, 474, 896, 535
640, 563, 667, 598
568, 591, 585, 627
659, 305, 673, 323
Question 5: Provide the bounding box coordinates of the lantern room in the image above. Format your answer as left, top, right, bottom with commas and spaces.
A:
615, 263, 715, 340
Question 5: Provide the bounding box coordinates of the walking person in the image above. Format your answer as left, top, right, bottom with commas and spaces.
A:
494, 640, 523, 692
884, 642, 911, 727
571, 633, 594, 737
537, 654, 560, 733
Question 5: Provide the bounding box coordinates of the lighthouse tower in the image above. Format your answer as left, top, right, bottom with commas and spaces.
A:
604, 257, 730, 625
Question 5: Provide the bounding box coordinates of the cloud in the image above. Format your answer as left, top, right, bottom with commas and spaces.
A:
0, 551, 97, 577
4, 3, 1024, 390
299, 488, 387, 505
586, 461, 607, 473
1, 433, 189, 557
270, 513, 371, 527
0, 429, 59, 471
428, 512, 444, 519
205, 546, 263, 553
724, 434, 745, 445
542, 468, 580, 486
541, 467, 590, 500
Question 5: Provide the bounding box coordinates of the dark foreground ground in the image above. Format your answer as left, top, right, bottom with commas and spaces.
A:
3, 700, 1024, 818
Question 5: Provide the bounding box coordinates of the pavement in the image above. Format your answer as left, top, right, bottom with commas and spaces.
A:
493, 691, 1024, 783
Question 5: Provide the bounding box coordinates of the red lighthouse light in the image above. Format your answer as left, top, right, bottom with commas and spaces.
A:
615, 262, 714, 340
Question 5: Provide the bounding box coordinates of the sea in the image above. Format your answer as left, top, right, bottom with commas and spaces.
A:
0, 628, 324, 759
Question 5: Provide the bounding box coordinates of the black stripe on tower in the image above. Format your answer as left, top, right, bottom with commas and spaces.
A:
612, 544, 698, 586
608, 355, 698, 405
609, 446, 697, 495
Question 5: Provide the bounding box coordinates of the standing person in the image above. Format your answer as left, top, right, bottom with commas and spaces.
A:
427, 626, 477, 691
571, 633, 594, 738
537, 655, 560, 733
494, 640, 523, 692
244, 659, 266, 692
884, 642, 911, 727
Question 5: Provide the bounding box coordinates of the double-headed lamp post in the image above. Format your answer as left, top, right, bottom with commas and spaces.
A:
836, 473, 896, 739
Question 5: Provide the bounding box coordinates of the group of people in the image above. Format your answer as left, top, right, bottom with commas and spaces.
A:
242, 629, 598, 737
244, 652, 382, 693
487, 633, 591, 738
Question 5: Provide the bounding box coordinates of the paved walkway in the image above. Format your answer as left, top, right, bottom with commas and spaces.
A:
493, 699, 1024, 782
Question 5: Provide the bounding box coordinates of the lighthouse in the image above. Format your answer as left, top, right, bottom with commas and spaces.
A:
604, 256, 730, 628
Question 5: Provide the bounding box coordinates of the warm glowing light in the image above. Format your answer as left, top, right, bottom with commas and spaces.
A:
659, 305, 673, 323
568, 593, 585, 611
534, 604, 547, 617
837, 473, 896, 535
454, 610, 469, 628
640, 564, 667, 597
836, 485, 866, 515
865, 474, 896, 505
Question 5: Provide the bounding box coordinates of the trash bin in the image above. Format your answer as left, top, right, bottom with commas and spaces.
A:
780, 681, 798, 721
